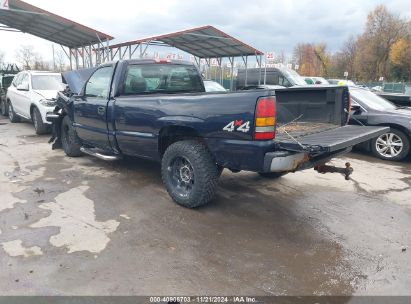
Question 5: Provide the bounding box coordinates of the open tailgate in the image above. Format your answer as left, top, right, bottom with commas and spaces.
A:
277, 125, 389, 152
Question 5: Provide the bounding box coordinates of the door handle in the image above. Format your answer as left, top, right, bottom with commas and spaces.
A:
97, 106, 105, 115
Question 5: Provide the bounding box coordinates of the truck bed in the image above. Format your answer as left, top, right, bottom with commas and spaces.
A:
276, 122, 339, 140
278, 125, 389, 152
274, 86, 348, 140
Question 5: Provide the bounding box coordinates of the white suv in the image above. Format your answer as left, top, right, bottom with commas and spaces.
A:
6, 71, 63, 134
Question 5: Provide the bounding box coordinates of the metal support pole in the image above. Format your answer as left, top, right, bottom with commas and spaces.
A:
242, 56, 248, 87
89, 45, 93, 67
230, 57, 234, 91
75, 49, 79, 70
106, 39, 110, 63
256, 54, 262, 85
69, 48, 73, 70
218, 58, 222, 85
96, 44, 99, 66
82, 47, 85, 68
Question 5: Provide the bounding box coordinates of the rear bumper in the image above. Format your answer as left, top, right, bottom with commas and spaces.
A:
262, 148, 351, 173
206, 125, 389, 173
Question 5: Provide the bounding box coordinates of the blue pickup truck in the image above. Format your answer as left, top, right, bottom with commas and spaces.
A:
48, 59, 388, 208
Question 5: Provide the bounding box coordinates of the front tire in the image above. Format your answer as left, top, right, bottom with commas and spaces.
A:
61, 115, 82, 157
161, 140, 219, 208
8, 102, 20, 123
371, 129, 410, 161
32, 107, 48, 135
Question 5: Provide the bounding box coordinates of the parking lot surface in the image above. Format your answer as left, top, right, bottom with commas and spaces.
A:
0, 117, 410, 296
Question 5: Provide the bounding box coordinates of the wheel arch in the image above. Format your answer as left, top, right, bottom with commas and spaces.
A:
374, 123, 411, 138
158, 125, 204, 156
30, 103, 37, 117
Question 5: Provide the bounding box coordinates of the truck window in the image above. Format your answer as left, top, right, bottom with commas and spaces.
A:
123, 64, 204, 95
85, 66, 113, 98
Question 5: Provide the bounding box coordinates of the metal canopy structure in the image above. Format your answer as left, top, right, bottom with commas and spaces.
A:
0, 0, 114, 69
108, 25, 263, 58
99, 25, 264, 90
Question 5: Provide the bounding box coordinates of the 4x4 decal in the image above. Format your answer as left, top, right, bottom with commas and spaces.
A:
223, 120, 251, 133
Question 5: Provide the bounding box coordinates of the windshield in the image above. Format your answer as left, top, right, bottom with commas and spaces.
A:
351, 89, 397, 111
32, 75, 63, 90
281, 69, 307, 86
123, 64, 204, 95
204, 81, 226, 92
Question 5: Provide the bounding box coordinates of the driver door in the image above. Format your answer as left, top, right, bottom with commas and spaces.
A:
73, 65, 114, 149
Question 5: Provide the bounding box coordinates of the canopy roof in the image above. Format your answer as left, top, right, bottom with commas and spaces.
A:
108, 25, 264, 58
0, 0, 113, 48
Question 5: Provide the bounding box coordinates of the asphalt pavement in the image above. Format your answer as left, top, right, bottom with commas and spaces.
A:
0, 117, 410, 296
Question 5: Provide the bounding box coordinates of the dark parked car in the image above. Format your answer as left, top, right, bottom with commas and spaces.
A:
350, 87, 411, 161
0, 74, 15, 116
47, 59, 387, 208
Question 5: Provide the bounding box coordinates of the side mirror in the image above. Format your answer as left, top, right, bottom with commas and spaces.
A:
17, 83, 29, 91
350, 104, 362, 114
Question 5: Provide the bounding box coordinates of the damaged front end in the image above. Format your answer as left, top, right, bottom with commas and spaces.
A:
47, 90, 73, 150
47, 67, 97, 150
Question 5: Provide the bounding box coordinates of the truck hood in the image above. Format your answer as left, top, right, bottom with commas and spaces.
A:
33, 90, 60, 100
62, 67, 97, 95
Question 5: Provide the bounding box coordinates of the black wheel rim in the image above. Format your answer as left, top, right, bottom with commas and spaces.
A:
167, 156, 195, 198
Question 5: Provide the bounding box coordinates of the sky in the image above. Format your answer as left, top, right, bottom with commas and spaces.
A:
1, 0, 411, 65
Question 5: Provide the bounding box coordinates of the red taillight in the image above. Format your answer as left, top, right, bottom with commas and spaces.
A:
255, 132, 275, 140
254, 96, 276, 140
256, 97, 276, 117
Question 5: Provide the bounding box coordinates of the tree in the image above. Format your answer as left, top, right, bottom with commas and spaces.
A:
293, 42, 329, 76
389, 38, 411, 81
15, 45, 36, 70
33, 55, 50, 71
55, 50, 67, 72
313, 43, 330, 77
355, 5, 409, 81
